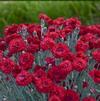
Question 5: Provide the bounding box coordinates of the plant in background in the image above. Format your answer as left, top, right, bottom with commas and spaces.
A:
0, 13, 100, 101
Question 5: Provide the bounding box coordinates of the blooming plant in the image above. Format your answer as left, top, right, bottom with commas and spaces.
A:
0, 13, 100, 101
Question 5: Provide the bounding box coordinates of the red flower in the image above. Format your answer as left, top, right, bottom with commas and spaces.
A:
26, 36, 40, 53
19, 52, 34, 70
59, 60, 72, 75
35, 77, 53, 93
39, 13, 52, 24
58, 27, 72, 39
46, 32, 59, 40
33, 67, 47, 83
33, 65, 46, 71
79, 25, 89, 35
53, 17, 64, 26
9, 38, 26, 54
63, 89, 80, 101
76, 40, 89, 52
80, 33, 96, 43
65, 51, 75, 61
12, 65, 21, 78
27, 36, 40, 45
52, 43, 69, 58
89, 69, 100, 84
89, 39, 97, 49
76, 51, 88, 62
48, 95, 61, 101
27, 24, 41, 39
64, 18, 81, 29
50, 85, 65, 100
88, 25, 100, 35
72, 57, 87, 72
79, 33, 97, 50
48, 26, 56, 32
47, 66, 61, 83
40, 37, 55, 50
0, 58, 15, 74
95, 38, 100, 48
27, 24, 35, 35
47, 66, 67, 83
16, 70, 32, 86
92, 50, 100, 62
5, 33, 22, 44
82, 96, 96, 101
26, 43, 39, 53
4, 24, 18, 36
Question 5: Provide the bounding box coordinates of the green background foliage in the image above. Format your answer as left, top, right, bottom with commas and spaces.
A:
0, 1, 100, 36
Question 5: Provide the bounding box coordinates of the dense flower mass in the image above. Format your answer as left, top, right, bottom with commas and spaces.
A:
0, 13, 100, 101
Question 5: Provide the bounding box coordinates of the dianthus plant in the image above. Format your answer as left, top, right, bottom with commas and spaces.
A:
0, 13, 100, 101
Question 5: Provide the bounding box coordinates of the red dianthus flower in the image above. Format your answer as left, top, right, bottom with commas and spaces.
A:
75, 40, 89, 53
40, 37, 55, 50
59, 60, 72, 75
52, 43, 69, 58
4, 24, 18, 36
0, 58, 15, 74
9, 38, 26, 54
35, 77, 53, 93
16, 70, 32, 86
92, 50, 100, 63
72, 57, 87, 72
19, 52, 34, 70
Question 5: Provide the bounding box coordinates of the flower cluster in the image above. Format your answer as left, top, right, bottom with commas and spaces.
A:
0, 13, 100, 101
